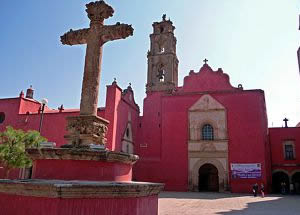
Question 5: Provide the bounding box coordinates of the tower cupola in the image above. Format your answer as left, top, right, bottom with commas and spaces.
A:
26, 85, 34, 99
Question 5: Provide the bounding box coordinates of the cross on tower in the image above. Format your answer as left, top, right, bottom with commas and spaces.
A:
58, 104, 64, 112
283, 118, 289, 128
203, 58, 208, 64
61, 1, 134, 147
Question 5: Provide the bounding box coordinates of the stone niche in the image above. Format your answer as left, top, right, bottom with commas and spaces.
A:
188, 94, 229, 192
121, 122, 135, 154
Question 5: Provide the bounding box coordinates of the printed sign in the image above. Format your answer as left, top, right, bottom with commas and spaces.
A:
231, 163, 261, 179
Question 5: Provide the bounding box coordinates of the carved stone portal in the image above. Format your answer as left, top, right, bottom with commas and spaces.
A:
188, 94, 229, 192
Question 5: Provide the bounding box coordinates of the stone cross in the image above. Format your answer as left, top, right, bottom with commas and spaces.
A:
61, 1, 133, 116
283, 118, 289, 128
58, 104, 64, 112
61, 1, 134, 147
203, 58, 208, 64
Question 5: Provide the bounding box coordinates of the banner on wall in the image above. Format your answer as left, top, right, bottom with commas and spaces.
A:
231, 163, 261, 179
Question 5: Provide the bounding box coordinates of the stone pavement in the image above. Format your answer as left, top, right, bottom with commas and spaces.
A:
159, 192, 300, 215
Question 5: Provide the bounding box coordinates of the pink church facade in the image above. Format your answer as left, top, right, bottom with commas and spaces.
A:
0, 17, 299, 194
134, 63, 270, 193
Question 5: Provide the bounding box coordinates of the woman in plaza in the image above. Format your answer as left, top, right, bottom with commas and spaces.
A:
260, 183, 265, 198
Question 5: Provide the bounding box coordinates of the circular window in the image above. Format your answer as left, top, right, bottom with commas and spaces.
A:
0, 112, 5, 124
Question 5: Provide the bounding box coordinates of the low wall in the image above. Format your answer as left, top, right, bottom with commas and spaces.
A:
0, 179, 164, 215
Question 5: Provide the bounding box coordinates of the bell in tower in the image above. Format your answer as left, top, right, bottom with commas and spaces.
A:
146, 14, 179, 93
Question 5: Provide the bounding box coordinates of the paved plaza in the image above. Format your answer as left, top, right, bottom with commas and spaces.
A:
159, 192, 300, 215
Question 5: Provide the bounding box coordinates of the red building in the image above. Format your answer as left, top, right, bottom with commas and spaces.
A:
269, 127, 300, 193
0, 17, 299, 194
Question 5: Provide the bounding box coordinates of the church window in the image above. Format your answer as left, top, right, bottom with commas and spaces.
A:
126, 128, 130, 138
284, 143, 295, 160
202, 124, 214, 140
0, 112, 5, 124
126, 144, 130, 153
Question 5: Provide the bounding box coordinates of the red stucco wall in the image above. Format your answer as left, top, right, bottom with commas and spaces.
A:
0, 84, 139, 179
269, 127, 300, 174
0, 193, 158, 215
33, 159, 132, 182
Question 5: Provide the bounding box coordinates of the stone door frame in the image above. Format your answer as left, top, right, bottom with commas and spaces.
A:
190, 158, 227, 192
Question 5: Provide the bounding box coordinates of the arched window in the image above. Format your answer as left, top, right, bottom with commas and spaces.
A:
156, 63, 166, 82
0, 112, 5, 124
202, 124, 214, 140
160, 27, 164, 33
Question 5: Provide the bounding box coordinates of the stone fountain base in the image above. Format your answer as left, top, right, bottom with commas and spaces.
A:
0, 148, 164, 215
0, 179, 163, 215
28, 148, 139, 182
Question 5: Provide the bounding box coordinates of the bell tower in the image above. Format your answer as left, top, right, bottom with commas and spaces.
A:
146, 14, 179, 93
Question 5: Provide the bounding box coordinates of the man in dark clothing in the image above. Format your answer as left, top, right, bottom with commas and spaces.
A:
253, 183, 259, 197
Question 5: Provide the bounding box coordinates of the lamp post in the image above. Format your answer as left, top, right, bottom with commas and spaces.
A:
27, 98, 48, 179
38, 98, 48, 134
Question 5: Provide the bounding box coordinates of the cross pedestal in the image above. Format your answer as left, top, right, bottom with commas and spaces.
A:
64, 115, 109, 147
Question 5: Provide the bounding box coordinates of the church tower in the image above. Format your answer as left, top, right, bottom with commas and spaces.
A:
146, 15, 179, 93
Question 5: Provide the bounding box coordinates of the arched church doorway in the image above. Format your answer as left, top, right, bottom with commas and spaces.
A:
292, 172, 300, 194
198, 163, 219, 192
272, 171, 289, 193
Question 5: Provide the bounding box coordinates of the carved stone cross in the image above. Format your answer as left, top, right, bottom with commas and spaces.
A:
61, 1, 134, 147
61, 1, 133, 116
203, 58, 208, 64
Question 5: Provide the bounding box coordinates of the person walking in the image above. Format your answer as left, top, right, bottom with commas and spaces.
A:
252, 183, 258, 197
281, 182, 286, 194
290, 183, 294, 194
260, 183, 265, 198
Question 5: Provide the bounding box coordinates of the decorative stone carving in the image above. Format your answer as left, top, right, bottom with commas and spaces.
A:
61, 29, 89, 45
86, 1, 114, 23
189, 94, 225, 112
61, 1, 133, 148
200, 142, 217, 152
64, 115, 109, 147
188, 94, 229, 192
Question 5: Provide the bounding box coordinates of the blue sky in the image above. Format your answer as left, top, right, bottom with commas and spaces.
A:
1, 0, 300, 127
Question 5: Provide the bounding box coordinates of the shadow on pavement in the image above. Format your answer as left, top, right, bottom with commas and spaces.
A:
214, 194, 300, 215
159, 191, 251, 200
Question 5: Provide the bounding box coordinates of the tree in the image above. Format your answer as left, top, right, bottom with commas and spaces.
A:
0, 126, 47, 179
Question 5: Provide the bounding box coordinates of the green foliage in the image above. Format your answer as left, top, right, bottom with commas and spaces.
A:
0, 126, 47, 176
